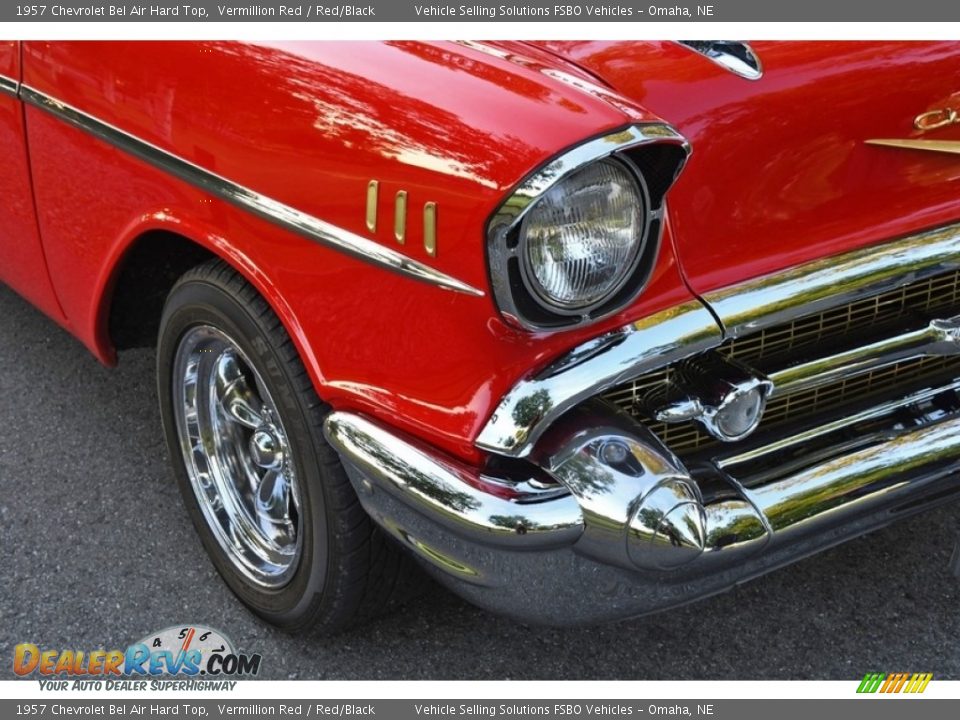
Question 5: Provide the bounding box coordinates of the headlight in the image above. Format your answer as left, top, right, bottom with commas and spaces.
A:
519, 159, 646, 311
486, 124, 690, 332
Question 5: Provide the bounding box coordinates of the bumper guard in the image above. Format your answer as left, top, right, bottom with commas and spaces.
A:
324, 397, 960, 624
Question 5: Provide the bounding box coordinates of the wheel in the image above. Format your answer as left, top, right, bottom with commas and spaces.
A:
157, 259, 418, 633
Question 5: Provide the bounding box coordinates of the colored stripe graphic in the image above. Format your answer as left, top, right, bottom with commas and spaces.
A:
857, 672, 932, 693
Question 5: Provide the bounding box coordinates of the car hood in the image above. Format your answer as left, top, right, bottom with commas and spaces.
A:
531, 41, 960, 296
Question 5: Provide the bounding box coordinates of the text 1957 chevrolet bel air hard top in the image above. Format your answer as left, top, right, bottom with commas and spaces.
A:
3, 40, 960, 631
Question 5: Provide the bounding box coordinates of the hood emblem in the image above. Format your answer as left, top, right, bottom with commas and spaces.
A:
914, 107, 959, 131
866, 104, 960, 154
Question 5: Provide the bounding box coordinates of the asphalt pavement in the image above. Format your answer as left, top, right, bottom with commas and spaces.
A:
2, 282, 960, 680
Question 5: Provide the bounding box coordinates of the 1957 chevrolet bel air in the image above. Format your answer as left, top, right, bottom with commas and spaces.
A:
4, 40, 960, 632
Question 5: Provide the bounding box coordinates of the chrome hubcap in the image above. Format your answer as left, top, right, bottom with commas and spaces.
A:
250, 428, 284, 471
172, 325, 302, 588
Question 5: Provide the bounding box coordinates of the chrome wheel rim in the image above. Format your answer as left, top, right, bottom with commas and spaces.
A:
172, 325, 302, 588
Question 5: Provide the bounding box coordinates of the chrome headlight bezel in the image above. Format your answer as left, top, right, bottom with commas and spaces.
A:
516, 156, 652, 316
486, 124, 690, 332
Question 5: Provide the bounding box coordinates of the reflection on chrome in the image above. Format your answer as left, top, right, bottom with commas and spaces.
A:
767, 315, 960, 396
536, 402, 706, 571
323, 412, 584, 548
677, 41, 764, 80
486, 123, 690, 332
326, 382, 960, 621
0, 73, 18, 97
476, 301, 721, 457
749, 414, 960, 534
704, 221, 960, 338
655, 357, 772, 442
703, 501, 769, 555
340, 392, 960, 575
718, 379, 960, 469
533, 401, 773, 572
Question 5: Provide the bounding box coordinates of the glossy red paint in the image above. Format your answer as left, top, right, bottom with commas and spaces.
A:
17, 41, 693, 464
0, 41, 65, 325
11, 41, 960, 466
536, 41, 960, 296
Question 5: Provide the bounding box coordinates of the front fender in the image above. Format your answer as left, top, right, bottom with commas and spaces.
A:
24, 40, 697, 463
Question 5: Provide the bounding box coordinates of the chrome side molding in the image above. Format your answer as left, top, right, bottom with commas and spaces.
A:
677, 41, 763, 80
18, 85, 484, 297
0, 73, 18, 98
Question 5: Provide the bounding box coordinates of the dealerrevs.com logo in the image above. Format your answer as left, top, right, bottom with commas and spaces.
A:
14, 625, 261, 691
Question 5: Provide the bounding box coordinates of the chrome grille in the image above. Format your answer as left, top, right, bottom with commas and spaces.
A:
601, 270, 960, 455
761, 355, 960, 425
726, 269, 960, 362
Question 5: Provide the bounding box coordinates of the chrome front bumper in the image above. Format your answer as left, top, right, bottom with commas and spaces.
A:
324, 397, 960, 624
324, 222, 960, 624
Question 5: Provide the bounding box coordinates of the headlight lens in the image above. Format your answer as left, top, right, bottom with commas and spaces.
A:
520, 158, 646, 311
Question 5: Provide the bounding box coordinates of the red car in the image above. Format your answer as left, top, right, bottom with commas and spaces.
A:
3, 40, 960, 632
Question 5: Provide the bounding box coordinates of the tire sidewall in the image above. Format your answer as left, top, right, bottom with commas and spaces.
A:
157, 279, 329, 627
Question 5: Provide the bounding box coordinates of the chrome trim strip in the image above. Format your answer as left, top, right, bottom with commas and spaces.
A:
677, 41, 763, 80
489, 125, 687, 237
481, 222, 960, 459
487, 123, 690, 332
19, 85, 484, 297
0, 74, 18, 98
476, 301, 722, 457
767, 316, 960, 396
717, 378, 960, 469
867, 138, 960, 155
327, 391, 960, 623
745, 412, 960, 535
704, 222, 960, 338
323, 412, 584, 548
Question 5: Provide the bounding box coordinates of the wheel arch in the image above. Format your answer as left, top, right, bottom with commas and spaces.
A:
104, 229, 215, 354
92, 219, 327, 402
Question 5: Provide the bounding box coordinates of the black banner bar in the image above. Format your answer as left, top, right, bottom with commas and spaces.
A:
3, 699, 960, 719
4, 0, 960, 22
0, 691, 960, 720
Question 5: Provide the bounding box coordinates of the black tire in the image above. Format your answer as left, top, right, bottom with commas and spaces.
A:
157, 259, 419, 633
